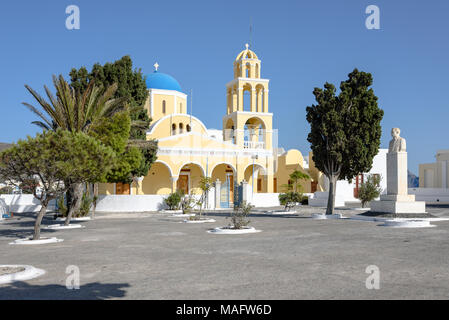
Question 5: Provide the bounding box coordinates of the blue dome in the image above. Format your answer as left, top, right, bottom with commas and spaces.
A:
146, 71, 182, 92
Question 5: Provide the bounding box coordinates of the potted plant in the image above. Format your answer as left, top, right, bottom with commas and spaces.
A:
209, 201, 260, 234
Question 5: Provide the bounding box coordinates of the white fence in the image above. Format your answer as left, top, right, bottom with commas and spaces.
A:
0, 194, 56, 213
408, 188, 449, 202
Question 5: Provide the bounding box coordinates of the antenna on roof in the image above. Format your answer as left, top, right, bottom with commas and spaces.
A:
249, 17, 253, 49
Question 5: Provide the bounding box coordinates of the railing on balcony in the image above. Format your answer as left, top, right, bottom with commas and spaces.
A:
244, 141, 265, 149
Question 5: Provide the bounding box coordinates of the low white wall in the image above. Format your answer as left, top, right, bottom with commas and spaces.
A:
408, 188, 449, 202
95, 195, 166, 212
0, 194, 56, 213
250, 193, 280, 207
309, 191, 345, 207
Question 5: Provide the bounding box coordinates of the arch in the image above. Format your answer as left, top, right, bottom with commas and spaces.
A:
177, 162, 206, 195
255, 84, 264, 113
210, 162, 236, 177
177, 162, 206, 177
154, 160, 174, 177
244, 117, 266, 149
244, 163, 268, 193
224, 118, 235, 143
255, 63, 260, 78
142, 161, 173, 195
186, 124, 191, 132
243, 163, 267, 176
179, 123, 184, 134
245, 63, 251, 78
171, 123, 177, 135
242, 83, 252, 112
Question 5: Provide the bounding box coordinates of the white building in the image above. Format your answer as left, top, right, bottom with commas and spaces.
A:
309, 149, 388, 207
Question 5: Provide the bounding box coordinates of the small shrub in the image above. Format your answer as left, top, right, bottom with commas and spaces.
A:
57, 196, 68, 217
164, 192, 182, 210
180, 193, 195, 215
357, 175, 382, 208
300, 195, 309, 205
75, 192, 93, 217
278, 192, 302, 211
230, 201, 254, 229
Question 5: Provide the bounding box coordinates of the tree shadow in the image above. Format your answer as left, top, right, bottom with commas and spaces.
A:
0, 227, 57, 240
0, 281, 130, 300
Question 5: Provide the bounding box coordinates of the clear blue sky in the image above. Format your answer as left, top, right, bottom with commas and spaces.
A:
1, 0, 448, 174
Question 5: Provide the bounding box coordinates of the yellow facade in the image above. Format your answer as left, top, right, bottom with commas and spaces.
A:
99, 45, 313, 200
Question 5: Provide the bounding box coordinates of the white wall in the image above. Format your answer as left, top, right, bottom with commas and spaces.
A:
95, 195, 166, 212
408, 188, 449, 202
95, 193, 214, 213
321, 149, 388, 203
0, 194, 56, 213
250, 193, 280, 207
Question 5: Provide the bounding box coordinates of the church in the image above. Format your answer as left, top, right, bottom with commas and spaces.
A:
98, 44, 317, 208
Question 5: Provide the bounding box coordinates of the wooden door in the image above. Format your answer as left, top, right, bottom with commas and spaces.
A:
177, 175, 189, 194
116, 182, 130, 195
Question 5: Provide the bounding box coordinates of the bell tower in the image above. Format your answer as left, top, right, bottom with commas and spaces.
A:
223, 44, 272, 151
226, 43, 269, 114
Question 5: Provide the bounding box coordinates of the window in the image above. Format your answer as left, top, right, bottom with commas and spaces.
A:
162, 100, 166, 114
186, 124, 191, 132
172, 123, 176, 135
179, 123, 184, 134
257, 178, 262, 192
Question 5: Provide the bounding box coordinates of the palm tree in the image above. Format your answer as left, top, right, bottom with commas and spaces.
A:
23, 75, 126, 225
23, 75, 125, 133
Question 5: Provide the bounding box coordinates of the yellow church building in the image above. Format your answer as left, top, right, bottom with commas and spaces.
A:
98, 44, 319, 209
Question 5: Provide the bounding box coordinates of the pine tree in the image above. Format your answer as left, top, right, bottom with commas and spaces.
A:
306, 69, 384, 215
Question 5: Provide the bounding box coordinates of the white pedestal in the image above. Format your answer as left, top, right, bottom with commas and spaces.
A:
370, 200, 426, 214
387, 152, 408, 195
371, 151, 426, 214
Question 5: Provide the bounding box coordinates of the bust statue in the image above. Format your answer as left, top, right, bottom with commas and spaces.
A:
388, 128, 406, 153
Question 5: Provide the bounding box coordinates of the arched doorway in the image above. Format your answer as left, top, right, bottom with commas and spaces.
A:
244, 164, 267, 194
142, 161, 173, 195
211, 163, 236, 208
177, 163, 205, 195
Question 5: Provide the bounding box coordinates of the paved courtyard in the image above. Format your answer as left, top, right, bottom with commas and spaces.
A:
1, 204, 449, 300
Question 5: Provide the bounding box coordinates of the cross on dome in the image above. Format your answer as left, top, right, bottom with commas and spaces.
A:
245, 43, 249, 50
153, 62, 159, 72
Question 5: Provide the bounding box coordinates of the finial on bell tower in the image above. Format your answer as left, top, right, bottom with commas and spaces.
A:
245, 43, 249, 50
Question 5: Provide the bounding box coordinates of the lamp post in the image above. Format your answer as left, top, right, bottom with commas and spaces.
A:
251, 154, 258, 197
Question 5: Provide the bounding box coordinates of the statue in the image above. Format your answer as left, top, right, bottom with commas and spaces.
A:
388, 128, 406, 153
